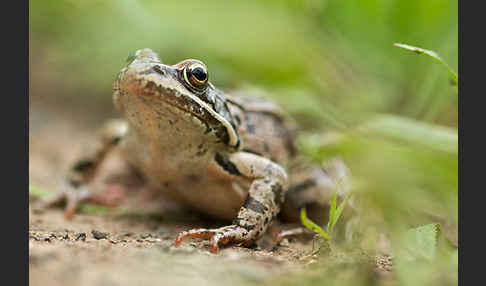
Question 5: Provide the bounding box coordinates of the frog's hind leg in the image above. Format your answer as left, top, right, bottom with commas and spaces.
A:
41, 119, 130, 219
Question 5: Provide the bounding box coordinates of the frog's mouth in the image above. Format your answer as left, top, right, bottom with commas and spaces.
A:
122, 76, 240, 149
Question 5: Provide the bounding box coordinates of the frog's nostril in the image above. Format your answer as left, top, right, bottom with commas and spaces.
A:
153, 65, 165, 75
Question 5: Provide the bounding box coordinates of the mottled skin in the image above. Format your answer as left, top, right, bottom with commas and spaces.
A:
44, 49, 350, 253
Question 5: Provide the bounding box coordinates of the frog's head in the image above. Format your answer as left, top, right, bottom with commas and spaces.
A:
114, 48, 240, 149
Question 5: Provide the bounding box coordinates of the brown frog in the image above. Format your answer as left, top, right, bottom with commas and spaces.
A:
43, 48, 350, 253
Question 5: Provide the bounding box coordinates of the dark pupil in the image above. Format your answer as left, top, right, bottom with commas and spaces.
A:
191, 66, 207, 81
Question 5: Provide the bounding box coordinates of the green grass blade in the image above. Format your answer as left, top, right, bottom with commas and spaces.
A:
393, 43, 458, 90
327, 189, 337, 236
300, 208, 330, 240
329, 192, 354, 236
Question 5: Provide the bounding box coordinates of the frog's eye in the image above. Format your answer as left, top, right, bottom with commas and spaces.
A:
183, 62, 208, 90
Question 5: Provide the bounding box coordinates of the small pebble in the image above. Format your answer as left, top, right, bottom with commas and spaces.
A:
75, 233, 87, 241
29, 234, 39, 241
140, 233, 152, 239
91, 230, 108, 240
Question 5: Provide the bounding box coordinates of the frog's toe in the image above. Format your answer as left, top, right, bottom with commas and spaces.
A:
209, 229, 241, 254
40, 187, 83, 219
174, 225, 251, 254
174, 229, 216, 247
41, 183, 126, 220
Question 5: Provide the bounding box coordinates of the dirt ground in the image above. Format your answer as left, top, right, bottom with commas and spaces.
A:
29, 98, 391, 286
29, 209, 313, 286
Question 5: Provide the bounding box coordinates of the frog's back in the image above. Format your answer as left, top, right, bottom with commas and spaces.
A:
225, 92, 298, 168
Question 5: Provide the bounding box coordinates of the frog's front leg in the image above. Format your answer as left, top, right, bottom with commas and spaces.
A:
41, 119, 129, 219
174, 152, 288, 253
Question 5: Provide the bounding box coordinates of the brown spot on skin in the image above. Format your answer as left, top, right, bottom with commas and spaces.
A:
245, 113, 256, 134
287, 179, 316, 194
152, 65, 165, 75
186, 174, 200, 182
271, 183, 283, 206
110, 136, 122, 145
263, 142, 270, 153
195, 148, 208, 156
285, 137, 298, 157
242, 148, 263, 156
215, 153, 241, 176
233, 218, 254, 232
69, 179, 80, 188
233, 217, 242, 225
243, 196, 268, 214
234, 115, 241, 125
72, 160, 95, 172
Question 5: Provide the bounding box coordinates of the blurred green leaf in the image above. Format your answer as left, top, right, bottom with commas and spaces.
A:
394, 223, 458, 286
404, 223, 441, 260
359, 114, 458, 154
29, 183, 50, 199
79, 204, 110, 215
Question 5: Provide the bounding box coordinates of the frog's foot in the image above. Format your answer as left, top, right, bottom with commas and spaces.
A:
41, 183, 126, 219
174, 225, 252, 254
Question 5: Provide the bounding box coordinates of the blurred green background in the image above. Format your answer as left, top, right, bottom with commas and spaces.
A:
30, 0, 458, 129
30, 0, 458, 285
